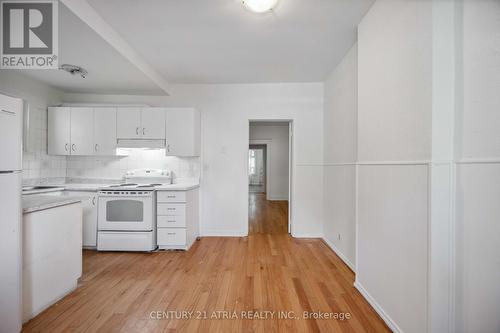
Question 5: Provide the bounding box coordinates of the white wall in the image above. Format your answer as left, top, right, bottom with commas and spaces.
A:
455, 1, 500, 332
356, 1, 432, 332
322, 44, 357, 270
0, 72, 66, 183
249, 123, 289, 200
63, 83, 324, 237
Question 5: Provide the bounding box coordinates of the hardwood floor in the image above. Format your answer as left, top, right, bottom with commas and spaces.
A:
22, 195, 390, 333
248, 193, 288, 234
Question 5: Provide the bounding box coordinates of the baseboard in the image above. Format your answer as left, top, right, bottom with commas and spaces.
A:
354, 281, 404, 333
267, 195, 288, 201
321, 237, 355, 272
291, 232, 323, 238
200, 229, 247, 237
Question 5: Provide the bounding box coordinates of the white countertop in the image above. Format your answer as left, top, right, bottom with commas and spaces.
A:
22, 187, 65, 195
22, 182, 199, 195
155, 183, 200, 191
22, 195, 84, 214
63, 183, 113, 192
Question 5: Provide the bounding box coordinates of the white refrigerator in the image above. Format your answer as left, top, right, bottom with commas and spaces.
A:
0, 93, 23, 333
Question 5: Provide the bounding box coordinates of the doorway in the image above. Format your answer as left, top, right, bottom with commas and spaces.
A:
248, 144, 267, 194
248, 121, 292, 235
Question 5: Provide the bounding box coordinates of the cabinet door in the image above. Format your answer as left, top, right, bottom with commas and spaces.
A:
141, 108, 165, 139
67, 191, 97, 247
48, 107, 71, 155
116, 108, 141, 139
70, 108, 94, 155
165, 108, 200, 156
84, 194, 98, 247
93, 108, 116, 155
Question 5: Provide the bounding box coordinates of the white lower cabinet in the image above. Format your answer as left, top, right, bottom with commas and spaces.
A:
65, 191, 98, 248
157, 228, 186, 246
156, 188, 199, 250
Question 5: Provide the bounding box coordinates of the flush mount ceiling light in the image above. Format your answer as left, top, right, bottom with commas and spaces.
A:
59, 64, 88, 78
242, 0, 279, 13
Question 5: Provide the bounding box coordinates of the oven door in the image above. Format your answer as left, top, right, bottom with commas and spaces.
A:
98, 193, 153, 231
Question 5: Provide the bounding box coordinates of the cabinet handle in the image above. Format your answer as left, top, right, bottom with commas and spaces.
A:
95, 144, 99, 152
92, 197, 96, 206
65, 143, 69, 151
167, 144, 170, 152
136, 127, 139, 135
72, 144, 76, 152
143, 128, 145, 135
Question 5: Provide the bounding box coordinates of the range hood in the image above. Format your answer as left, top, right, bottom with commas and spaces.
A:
116, 139, 166, 149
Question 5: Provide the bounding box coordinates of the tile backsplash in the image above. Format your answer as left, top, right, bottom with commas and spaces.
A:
22, 106, 66, 185
66, 148, 200, 182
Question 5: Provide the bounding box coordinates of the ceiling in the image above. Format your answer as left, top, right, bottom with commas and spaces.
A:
86, 0, 374, 84
9, 3, 165, 95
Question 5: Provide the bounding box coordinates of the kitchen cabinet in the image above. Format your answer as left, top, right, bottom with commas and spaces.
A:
70, 108, 94, 155
48, 107, 71, 155
116, 107, 141, 139
93, 108, 117, 155
117, 107, 165, 139
49, 107, 200, 156
49, 107, 117, 156
22, 201, 82, 322
157, 188, 199, 250
165, 108, 200, 156
141, 108, 166, 139
65, 191, 98, 248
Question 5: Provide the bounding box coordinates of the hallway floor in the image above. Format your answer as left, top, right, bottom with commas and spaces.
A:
248, 192, 288, 234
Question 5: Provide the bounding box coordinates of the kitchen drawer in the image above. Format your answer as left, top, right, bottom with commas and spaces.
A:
157, 228, 186, 246
157, 203, 185, 216
157, 215, 186, 228
157, 191, 186, 203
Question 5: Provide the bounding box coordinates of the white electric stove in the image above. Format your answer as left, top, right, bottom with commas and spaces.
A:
97, 169, 172, 252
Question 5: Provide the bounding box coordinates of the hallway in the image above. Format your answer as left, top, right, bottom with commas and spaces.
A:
248, 193, 288, 234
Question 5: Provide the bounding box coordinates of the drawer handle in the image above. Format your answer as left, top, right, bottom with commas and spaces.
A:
167, 232, 176, 235
167, 220, 176, 223
167, 195, 176, 198
167, 208, 176, 210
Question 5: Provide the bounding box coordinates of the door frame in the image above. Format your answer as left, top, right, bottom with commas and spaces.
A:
248, 119, 293, 234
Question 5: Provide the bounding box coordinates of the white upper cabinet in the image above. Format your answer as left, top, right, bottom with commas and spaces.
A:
48, 107, 71, 155
49, 107, 117, 156
70, 108, 94, 155
117, 107, 165, 139
165, 108, 200, 157
93, 108, 117, 155
48, 107, 200, 157
141, 108, 165, 139
116, 108, 141, 139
